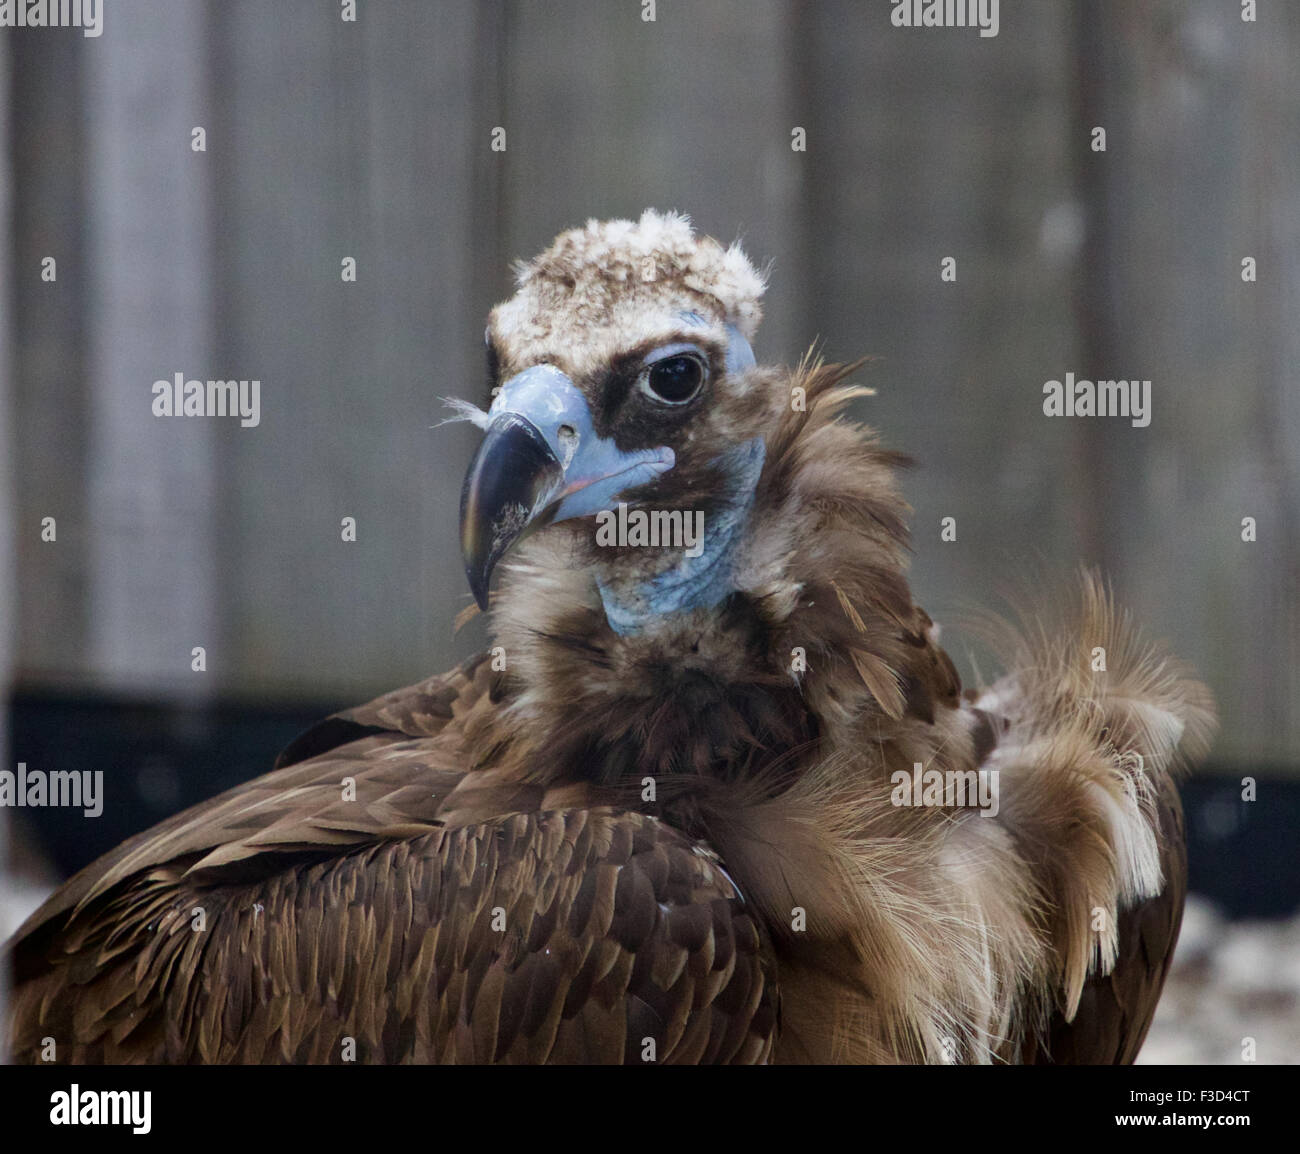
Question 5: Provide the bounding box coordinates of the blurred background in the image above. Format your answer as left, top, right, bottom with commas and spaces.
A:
0, 0, 1296, 1061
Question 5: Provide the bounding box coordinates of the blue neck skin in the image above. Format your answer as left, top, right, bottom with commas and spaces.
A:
596, 437, 765, 635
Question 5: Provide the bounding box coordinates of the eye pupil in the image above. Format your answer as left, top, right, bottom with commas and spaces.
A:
647, 355, 703, 403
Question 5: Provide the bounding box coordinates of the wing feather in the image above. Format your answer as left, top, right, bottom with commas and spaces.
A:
10, 807, 776, 1064
7, 655, 776, 1065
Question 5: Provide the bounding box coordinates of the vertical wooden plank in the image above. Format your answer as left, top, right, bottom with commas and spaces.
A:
792, 0, 1077, 668
213, 0, 483, 699
80, 0, 218, 701
1250, 4, 1300, 763
0, 29, 14, 1048
1073, 0, 1299, 766
11, 29, 90, 686
498, 0, 801, 365
1071, 0, 1126, 577
466, 0, 511, 378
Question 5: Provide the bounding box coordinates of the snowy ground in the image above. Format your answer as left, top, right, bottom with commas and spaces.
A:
0, 880, 49, 943
1139, 896, 1300, 1065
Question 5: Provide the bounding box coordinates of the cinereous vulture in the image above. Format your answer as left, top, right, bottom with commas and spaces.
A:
7, 211, 1214, 1064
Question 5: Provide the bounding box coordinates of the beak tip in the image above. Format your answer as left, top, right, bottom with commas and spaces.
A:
460, 528, 495, 613
469, 576, 491, 613
458, 411, 565, 611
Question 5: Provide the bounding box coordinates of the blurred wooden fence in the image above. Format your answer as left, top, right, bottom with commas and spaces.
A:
4, 0, 1296, 767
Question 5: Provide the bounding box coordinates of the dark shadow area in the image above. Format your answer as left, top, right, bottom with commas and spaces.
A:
8, 689, 1298, 920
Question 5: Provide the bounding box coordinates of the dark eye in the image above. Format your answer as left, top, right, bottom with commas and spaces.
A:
640, 354, 706, 405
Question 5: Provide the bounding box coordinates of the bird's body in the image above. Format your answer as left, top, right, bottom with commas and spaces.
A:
7, 212, 1214, 1063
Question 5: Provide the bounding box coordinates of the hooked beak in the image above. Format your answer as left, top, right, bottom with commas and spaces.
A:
459, 364, 674, 609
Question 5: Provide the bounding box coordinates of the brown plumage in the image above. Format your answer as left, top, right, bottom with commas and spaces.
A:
7, 212, 1214, 1064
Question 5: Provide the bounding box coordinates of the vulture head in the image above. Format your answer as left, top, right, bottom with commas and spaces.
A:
452, 209, 922, 796
460, 210, 786, 632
